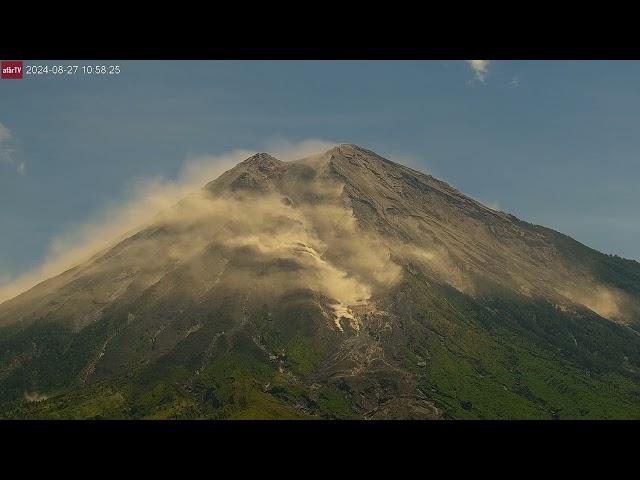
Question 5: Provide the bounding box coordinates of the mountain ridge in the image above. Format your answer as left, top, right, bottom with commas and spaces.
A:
1, 144, 640, 419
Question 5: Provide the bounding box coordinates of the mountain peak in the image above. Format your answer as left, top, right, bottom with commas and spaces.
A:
3, 142, 640, 420
204, 152, 284, 195
325, 143, 372, 157
323, 144, 399, 171
332, 143, 364, 151
240, 152, 282, 170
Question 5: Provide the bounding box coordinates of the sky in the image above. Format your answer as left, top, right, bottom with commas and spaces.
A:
1, 60, 639, 295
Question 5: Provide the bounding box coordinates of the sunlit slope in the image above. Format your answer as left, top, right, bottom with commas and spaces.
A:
1, 144, 640, 419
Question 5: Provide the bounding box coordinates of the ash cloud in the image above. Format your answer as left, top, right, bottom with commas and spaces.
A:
24, 391, 48, 402
2, 138, 636, 330
0, 139, 337, 303
563, 281, 635, 323
142, 172, 402, 311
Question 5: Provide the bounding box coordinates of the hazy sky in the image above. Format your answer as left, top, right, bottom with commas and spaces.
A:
1, 60, 639, 285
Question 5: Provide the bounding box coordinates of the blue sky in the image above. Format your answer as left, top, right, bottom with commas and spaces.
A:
1, 60, 639, 289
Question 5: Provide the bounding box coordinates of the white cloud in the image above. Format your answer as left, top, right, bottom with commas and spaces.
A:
466, 60, 490, 82
0, 122, 11, 142
0, 122, 26, 175
0, 122, 13, 165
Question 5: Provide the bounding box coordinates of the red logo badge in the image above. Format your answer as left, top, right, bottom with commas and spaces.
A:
1, 61, 23, 79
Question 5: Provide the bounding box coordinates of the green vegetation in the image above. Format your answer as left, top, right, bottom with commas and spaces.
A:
315, 388, 355, 419
2, 273, 640, 420
393, 275, 640, 419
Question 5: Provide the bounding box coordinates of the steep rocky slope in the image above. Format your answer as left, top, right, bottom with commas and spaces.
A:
1, 144, 639, 419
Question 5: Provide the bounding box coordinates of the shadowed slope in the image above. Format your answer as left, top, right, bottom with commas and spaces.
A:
1, 144, 640, 419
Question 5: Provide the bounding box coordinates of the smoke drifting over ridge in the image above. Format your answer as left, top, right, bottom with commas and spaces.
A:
0, 140, 636, 330
148, 188, 401, 309
563, 282, 637, 324
0, 139, 338, 303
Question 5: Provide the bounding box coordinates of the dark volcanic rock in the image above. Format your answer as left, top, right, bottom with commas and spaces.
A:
1, 144, 640, 419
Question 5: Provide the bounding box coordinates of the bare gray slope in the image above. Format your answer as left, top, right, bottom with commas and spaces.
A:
1, 143, 639, 333
299, 145, 640, 324
2, 144, 640, 419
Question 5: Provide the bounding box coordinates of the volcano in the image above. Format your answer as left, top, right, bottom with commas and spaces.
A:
2, 144, 640, 419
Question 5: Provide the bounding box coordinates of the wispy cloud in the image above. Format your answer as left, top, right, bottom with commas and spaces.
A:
0, 122, 14, 166
0, 123, 11, 142
466, 60, 490, 82
0, 122, 25, 175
